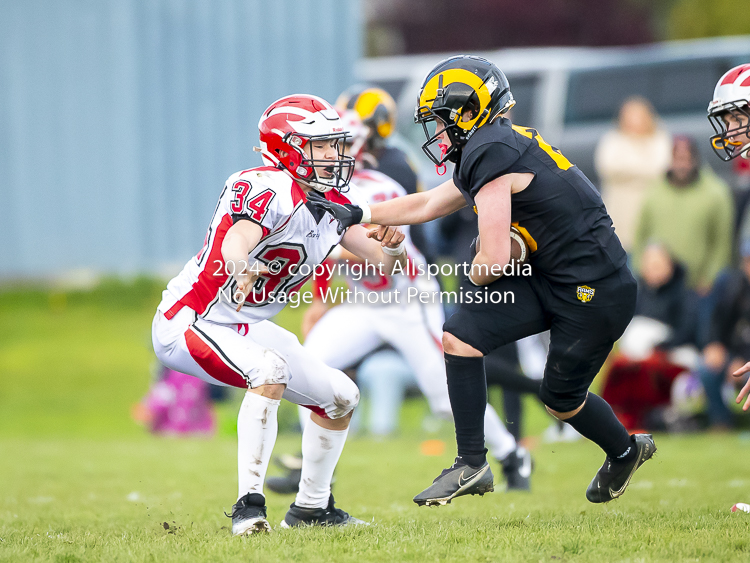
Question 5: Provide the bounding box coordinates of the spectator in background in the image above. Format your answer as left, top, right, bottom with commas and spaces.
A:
697, 239, 750, 429
732, 157, 750, 241
634, 135, 734, 345
602, 244, 698, 431
633, 245, 698, 350
595, 96, 672, 251
737, 161, 750, 250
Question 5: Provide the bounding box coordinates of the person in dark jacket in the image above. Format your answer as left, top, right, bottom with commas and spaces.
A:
602, 243, 698, 430
634, 245, 698, 349
697, 239, 750, 427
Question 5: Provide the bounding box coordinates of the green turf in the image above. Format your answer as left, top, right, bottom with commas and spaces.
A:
2, 280, 750, 562
3, 434, 750, 562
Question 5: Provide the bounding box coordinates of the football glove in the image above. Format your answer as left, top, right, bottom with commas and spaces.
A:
306, 191, 364, 235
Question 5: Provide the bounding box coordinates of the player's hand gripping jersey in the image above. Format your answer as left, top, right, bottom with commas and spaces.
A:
162, 166, 369, 324
453, 117, 628, 283
339, 169, 433, 298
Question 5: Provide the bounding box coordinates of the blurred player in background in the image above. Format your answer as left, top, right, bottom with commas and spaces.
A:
336, 85, 419, 195
706, 64, 750, 410
151, 94, 407, 534
268, 110, 531, 495
336, 86, 433, 259
310, 55, 655, 507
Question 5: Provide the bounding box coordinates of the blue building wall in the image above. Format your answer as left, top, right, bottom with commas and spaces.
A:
0, 0, 362, 278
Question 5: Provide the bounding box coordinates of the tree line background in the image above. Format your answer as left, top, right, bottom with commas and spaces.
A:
364, 0, 750, 56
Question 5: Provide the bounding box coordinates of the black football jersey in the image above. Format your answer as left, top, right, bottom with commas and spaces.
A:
453, 117, 627, 283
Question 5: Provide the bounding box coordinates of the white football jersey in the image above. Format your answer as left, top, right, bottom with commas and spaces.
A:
162, 166, 369, 324
342, 168, 435, 298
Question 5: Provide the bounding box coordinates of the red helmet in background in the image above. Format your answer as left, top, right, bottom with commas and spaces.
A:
258, 94, 355, 192
337, 109, 369, 161
707, 64, 750, 161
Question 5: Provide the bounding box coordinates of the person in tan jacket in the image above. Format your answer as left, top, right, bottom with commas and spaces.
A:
595, 97, 672, 251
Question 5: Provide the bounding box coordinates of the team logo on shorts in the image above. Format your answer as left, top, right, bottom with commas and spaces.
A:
576, 285, 595, 303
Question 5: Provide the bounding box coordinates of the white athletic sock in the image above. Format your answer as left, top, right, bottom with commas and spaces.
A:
483, 404, 516, 461
294, 420, 349, 509
237, 391, 280, 500
297, 405, 312, 432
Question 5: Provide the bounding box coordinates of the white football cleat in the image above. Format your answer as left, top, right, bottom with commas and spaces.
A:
227, 493, 272, 535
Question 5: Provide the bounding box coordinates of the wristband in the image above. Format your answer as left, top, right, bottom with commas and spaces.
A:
382, 241, 405, 256
360, 202, 372, 224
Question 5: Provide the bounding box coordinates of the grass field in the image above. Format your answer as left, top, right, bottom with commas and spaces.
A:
2, 280, 750, 562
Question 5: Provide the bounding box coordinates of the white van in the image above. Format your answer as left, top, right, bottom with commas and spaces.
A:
356, 36, 750, 187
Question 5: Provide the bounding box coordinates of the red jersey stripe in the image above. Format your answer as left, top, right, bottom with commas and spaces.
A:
185, 326, 248, 388
180, 214, 233, 315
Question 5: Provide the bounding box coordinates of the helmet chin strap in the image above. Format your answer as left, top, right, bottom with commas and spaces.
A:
436, 142, 449, 175
299, 173, 334, 193
273, 159, 331, 193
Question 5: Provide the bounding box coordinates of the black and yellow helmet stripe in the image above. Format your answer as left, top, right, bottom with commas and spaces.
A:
419, 68, 493, 131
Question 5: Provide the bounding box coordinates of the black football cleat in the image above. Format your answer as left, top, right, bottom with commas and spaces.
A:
413, 457, 494, 507
500, 446, 533, 491
226, 493, 271, 535
266, 469, 302, 495
267, 453, 336, 495
280, 494, 367, 528
586, 433, 657, 503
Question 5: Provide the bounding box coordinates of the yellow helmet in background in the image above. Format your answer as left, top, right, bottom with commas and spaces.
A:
336, 85, 397, 146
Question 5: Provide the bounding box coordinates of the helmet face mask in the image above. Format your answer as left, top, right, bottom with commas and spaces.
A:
416, 107, 460, 166
295, 132, 355, 193
414, 55, 515, 166
707, 64, 750, 161
258, 94, 355, 193
708, 102, 750, 161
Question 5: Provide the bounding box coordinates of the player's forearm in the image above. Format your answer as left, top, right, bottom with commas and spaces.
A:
221, 222, 262, 272
469, 249, 508, 286
337, 246, 360, 261
470, 177, 512, 286
381, 247, 408, 276
369, 191, 432, 225
221, 234, 253, 269
355, 240, 407, 275
369, 179, 465, 226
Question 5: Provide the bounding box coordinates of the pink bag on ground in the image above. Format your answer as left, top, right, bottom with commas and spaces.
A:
142, 368, 216, 436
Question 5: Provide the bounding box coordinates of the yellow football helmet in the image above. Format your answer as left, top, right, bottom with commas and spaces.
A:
415, 55, 515, 165
336, 86, 397, 147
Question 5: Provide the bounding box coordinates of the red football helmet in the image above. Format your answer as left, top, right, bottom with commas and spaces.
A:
708, 64, 750, 161
258, 94, 355, 192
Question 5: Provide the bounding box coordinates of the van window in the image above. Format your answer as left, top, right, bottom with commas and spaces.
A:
564, 58, 737, 124
505, 75, 538, 128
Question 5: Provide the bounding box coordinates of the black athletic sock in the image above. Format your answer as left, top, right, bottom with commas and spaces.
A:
444, 353, 487, 468
564, 393, 635, 462
502, 390, 522, 441
484, 354, 543, 395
